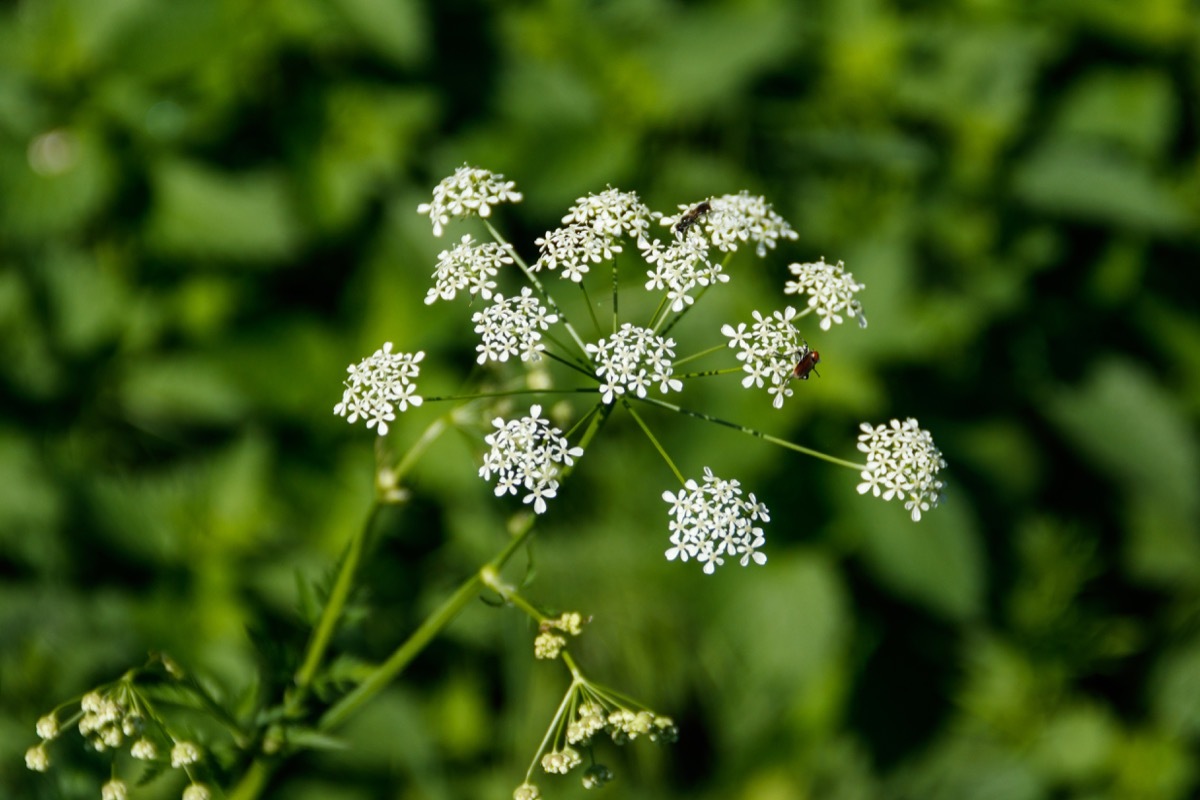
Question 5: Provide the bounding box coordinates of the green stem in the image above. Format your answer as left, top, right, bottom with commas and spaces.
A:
635, 395, 866, 470
621, 399, 685, 485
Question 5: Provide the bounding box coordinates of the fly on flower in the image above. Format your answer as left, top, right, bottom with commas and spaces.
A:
792, 342, 821, 380
674, 201, 711, 237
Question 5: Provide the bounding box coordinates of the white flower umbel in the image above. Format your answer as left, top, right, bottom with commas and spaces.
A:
533, 223, 621, 283
663, 467, 770, 574
417, 164, 523, 237
585, 323, 683, 404
856, 418, 946, 521
561, 186, 652, 244
664, 191, 798, 256
334, 344, 425, 436
784, 258, 867, 330
722, 306, 811, 409
472, 287, 559, 364
641, 235, 728, 312
480, 405, 584, 514
170, 740, 200, 768
425, 234, 513, 305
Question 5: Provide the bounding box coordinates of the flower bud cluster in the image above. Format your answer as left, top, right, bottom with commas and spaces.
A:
533, 611, 588, 660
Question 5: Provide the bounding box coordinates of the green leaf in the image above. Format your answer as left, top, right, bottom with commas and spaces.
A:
858, 496, 985, 621
145, 159, 303, 263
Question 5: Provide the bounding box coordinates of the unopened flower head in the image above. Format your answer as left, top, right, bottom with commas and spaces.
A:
131, 738, 157, 760
170, 740, 201, 768
101, 779, 129, 800
641, 235, 727, 312
533, 223, 620, 283
585, 323, 683, 404
541, 746, 582, 775
472, 287, 558, 365
561, 186, 652, 243
533, 631, 567, 659
425, 234, 513, 305
722, 306, 811, 409
182, 784, 212, 800
333, 343, 425, 436
25, 743, 49, 772
784, 258, 867, 330
417, 164, 523, 236
479, 405, 584, 514
665, 191, 797, 256
35, 715, 58, 740
513, 783, 541, 800
663, 467, 769, 574
856, 418, 946, 521
582, 764, 615, 789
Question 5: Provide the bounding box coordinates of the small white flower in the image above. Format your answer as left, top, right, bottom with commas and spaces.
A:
663, 191, 797, 256
784, 258, 867, 330
425, 234, 513, 304
182, 784, 212, 800
721, 307, 812, 409
479, 405, 583, 514
416, 164, 523, 236
533, 223, 620, 282
334, 343, 425, 436
585, 323, 683, 404
663, 468, 769, 574
561, 186, 653, 243
472, 287, 558, 364
25, 743, 50, 772
856, 418, 946, 521
170, 741, 200, 768
101, 779, 129, 800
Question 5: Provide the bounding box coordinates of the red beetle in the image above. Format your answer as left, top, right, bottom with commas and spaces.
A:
793, 345, 821, 380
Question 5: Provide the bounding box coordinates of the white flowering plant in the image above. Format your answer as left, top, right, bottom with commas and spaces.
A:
25, 164, 944, 800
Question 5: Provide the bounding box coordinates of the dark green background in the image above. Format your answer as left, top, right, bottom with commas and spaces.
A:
2, 1, 1199, 798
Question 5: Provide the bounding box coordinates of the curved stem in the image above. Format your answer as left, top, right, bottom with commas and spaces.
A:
621, 399, 685, 485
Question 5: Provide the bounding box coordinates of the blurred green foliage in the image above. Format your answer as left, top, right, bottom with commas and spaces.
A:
2, 0, 1199, 798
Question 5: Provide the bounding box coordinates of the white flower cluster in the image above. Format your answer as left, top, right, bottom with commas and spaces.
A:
856, 418, 947, 521
417, 164, 523, 236
722, 306, 811, 409
333, 343, 425, 436
784, 258, 867, 330
664, 191, 798, 256
533, 223, 621, 282
663, 467, 769, 574
561, 186, 653, 244
472, 287, 558, 364
541, 746, 582, 774
480, 405, 583, 514
425, 234, 513, 305
641, 235, 728, 312
585, 323, 683, 404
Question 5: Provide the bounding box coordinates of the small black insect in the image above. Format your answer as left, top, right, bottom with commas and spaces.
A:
674, 201, 712, 237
